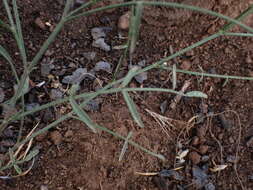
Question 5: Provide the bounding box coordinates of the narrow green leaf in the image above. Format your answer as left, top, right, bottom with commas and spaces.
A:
185, 91, 207, 98
122, 90, 144, 128
119, 131, 133, 161
13, 76, 29, 98
129, 1, 143, 55
14, 164, 22, 175
70, 97, 97, 133
24, 149, 39, 162
172, 64, 177, 90
121, 66, 139, 87
8, 148, 16, 164
12, 0, 27, 65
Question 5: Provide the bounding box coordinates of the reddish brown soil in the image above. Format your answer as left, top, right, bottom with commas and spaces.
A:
0, 0, 253, 189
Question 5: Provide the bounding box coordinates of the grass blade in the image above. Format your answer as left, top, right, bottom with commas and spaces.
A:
23, 149, 39, 162
67, 1, 253, 33
0, 45, 19, 82
14, 164, 22, 175
69, 97, 97, 133
185, 91, 207, 98
12, 0, 27, 66
3, 0, 15, 29
172, 64, 177, 90
119, 131, 133, 161
121, 66, 139, 87
122, 90, 144, 128
129, 1, 143, 56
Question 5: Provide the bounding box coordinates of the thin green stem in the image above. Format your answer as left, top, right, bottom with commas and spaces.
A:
67, 1, 253, 33
223, 32, 253, 37
221, 5, 253, 32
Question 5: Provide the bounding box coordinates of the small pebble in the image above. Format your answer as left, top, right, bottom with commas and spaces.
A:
40, 63, 54, 77
94, 61, 112, 72
228, 137, 234, 144
201, 155, 209, 162
40, 185, 49, 190
36, 131, 49, 142
188, 151, 201, 165
62, 68, 89, 84
192, 136, 200, 146
118, 11, 131, 30
1, 139, 15, 147
180, 60, 191, 70
226, 155, 238, 163
35, 17, 46, 30
50, 89, 63, 100
199, 145, 209, 155
91, 27, 106, 40
64, 130, 74, 138
245, 55, 252, 64
83, 52, 96, 61
197, 126, 207, 137
92, 38, 111, 52
50, 131, 63, 145
134, 72, 148, 84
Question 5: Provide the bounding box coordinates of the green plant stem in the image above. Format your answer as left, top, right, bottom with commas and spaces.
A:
67, 1, 253, 33
221, 5, 253, 32
223, 32, 253, 37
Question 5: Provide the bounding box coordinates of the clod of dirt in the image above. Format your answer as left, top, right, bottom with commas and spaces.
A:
50, 89, 63, 100
205, 182, 215, 190
153, 176, 168, 190
91, 27, 106, 40
25, 103, 40, 111
246, 136, 253, 147
218, 114, 233, 130
64, 130, 74, 138
118, 11, 131, 30
197, 125, 207, 137
35, 17, 46, 30
192, 166, 209, 188
0, 87, 5, 103
42, 109, 54, 123
41, 63, 55, 77
50, 131, 63, 145
0, 145, 7, 153
83, 52, 96, 61
180, 60, 191, 70
35, 131, 49, 142
160, 100, 168, 114
1, 139, 15, 147
94, 61, 112, 72
40, 185, 49, 190
62, 68, 89, 84
246, 55, 253, 64
1, 127, 14, 138
201, 155, 209, 162
92, 38, 111, 52
83, 99, 101, 112
159, 169, 183, 181
192, 136, 200, 146
199, 145, 209, 155
226, 155, 238, 163
188, 151, 201, 165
